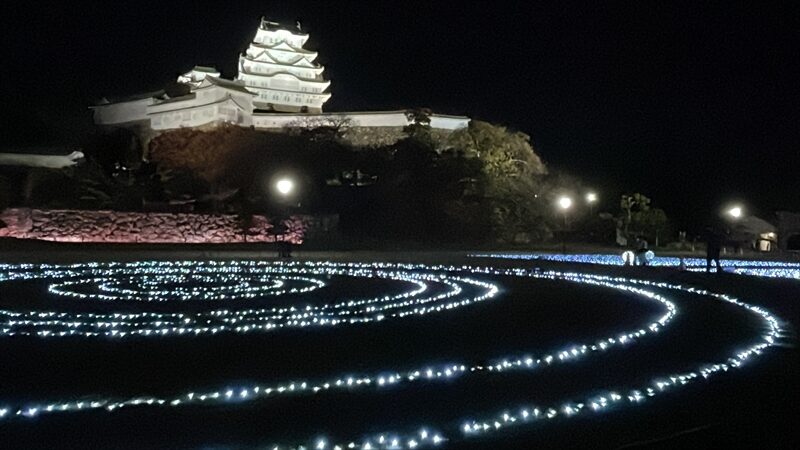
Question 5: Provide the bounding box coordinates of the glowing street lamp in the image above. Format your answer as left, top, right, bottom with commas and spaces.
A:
558, 196, 573, 227
586, 192, 598, 216
275, 178, 295, 196
558, 196, 573, 252
723, 205, 744, 256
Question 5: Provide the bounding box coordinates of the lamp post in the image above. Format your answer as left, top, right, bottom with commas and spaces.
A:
272, 176, 297, 257
725, 204, 744, 255
586, 192, 597, 217
558, 196, 572, 253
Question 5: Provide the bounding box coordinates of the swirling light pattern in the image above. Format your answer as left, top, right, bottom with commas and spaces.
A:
0, 261, 786, 450
0, 261, 499, 338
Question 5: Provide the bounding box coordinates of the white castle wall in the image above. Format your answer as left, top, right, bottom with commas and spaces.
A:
92, 98, 151, 125
251, 111, 469, 130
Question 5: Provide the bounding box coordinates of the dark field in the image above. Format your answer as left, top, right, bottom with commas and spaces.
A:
0, 253, 797, 449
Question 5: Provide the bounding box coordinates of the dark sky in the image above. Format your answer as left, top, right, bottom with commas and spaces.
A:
1, 1, 798, 229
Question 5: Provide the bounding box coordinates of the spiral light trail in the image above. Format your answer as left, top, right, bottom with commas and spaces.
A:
0, 260, 786, 449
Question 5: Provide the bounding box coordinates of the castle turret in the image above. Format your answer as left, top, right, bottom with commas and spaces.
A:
177, 66, 221, 87
236, 18, 331, 113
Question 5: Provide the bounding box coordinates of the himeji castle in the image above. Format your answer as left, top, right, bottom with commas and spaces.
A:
238, 19, 331, 113
91, 17, 469, 145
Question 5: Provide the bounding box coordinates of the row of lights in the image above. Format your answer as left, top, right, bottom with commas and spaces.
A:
557, 196, 744, 217
473, 253, 800, 279
0, 270, 676, 424
0, 261, 500, 338
557, 192, 597, 212
51, 274, 324, 302
458, 272, 780, 440
0, 261, 784, 449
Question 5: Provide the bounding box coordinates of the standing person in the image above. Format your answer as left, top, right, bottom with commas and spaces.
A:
635, 236, 650, 266
704, 227, 723, 272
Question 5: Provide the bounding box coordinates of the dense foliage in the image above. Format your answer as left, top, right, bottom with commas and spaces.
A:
619, 193, 672, 246
3, 117, 676, 246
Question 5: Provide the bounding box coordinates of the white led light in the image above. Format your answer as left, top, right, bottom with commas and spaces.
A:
0, 261, 499, 338
0, 260, 785, 450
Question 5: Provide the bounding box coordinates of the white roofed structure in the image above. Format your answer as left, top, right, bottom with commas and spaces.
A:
177, 66, 221, 87
90, 15, 470, 146
148, 76, 255, 130
237, 18, 331, 113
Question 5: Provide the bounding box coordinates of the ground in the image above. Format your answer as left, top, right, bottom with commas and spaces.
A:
0, 242, 797, 449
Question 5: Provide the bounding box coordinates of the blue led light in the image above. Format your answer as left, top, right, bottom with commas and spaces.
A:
471, 253, 800, 280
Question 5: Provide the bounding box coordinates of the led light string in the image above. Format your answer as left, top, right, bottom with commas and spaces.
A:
0, 262, 785, 450
457, 272, 782, 441
731, 267, 800, 280
51, 275, 321, 302
0, 271, 676, 423
0, 262, 500, 338
685, 266, 800, 280
472, 253, 800, 280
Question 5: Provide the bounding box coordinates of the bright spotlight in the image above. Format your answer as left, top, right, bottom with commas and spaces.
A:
558, 196, 573, 210
275, 178, 294, 196
586, 192, 597, 203
727, 206, 743, 219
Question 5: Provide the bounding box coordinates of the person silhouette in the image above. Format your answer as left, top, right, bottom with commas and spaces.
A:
634, 236, 649, 266
704, 227, 723, 273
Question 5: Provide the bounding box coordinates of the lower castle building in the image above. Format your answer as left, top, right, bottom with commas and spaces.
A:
91, 18, 469, 149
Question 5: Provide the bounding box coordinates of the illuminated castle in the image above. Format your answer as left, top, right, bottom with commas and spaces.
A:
91, 17, 468, 145
238, 18, 331, 113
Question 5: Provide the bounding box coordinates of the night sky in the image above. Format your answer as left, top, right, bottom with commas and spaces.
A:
1, 1, 797, 229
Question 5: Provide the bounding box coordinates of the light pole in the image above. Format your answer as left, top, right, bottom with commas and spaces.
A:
272, 176, 296, 257
586, 192, 597, 217
558, 196, 572, 253
725, 204, 744, 255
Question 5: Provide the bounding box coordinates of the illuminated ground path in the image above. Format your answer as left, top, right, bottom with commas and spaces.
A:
0, 260, 793, 449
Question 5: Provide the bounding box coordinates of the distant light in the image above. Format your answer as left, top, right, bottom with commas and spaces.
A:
558, 196, 573, 210
622, 251, 635, 265
276, 178, 294, 196
586, 192, 597, 203
728, 206, 743, 219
